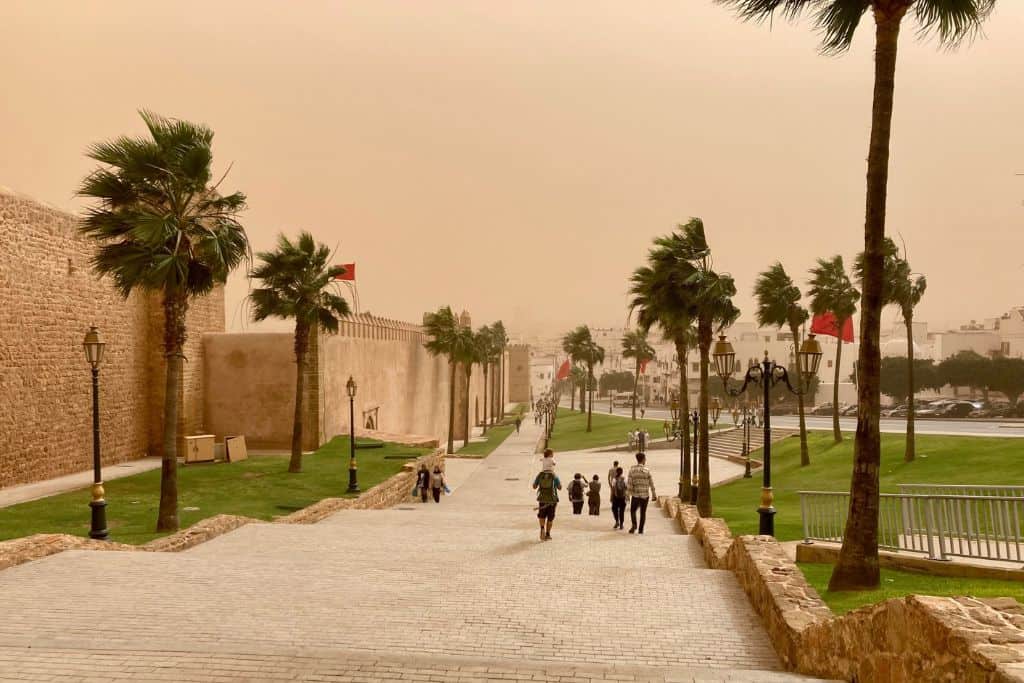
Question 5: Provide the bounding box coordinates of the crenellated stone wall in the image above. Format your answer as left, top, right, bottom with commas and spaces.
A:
0, 188, 223, 488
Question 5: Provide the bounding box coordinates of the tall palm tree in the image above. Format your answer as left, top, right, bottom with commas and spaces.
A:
579, 338, 606, 432
629, 264, 697, 501
456, 326, 480, 449
754, 263, 811, 466
423, 306, 461, 454
250, 232, 350, 473
808, 255, 860, 444
475, 325, 496, 435
672, 219, 739, 517
492, 321, 508, 422
856, 238, 926, 462
78, 111, 249, 532
621, 329, 656, 420
562, 326, 592, 412
717, 0, 997, 596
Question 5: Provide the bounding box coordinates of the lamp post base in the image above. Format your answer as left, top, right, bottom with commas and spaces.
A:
689, 482, 698, 506
347, 461, 360, 494
743, 459, 752, 478
89, 498, 108, 540
757, 506, 776, 536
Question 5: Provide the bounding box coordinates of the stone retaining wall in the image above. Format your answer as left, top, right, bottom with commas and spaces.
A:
656, 497, 1024, 682
0, 447, 445, 571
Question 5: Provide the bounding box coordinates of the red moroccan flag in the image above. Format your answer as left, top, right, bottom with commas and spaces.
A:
556, 359, 571, 380
639, 358, 650, 375
810, 312, 854, 343
334, 263, 356, 281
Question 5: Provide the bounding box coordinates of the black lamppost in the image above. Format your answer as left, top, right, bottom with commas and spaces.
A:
712, 334, 823, 536
83, 326, 108, 540
346, 376, 359, 493
689, 409, 699, 505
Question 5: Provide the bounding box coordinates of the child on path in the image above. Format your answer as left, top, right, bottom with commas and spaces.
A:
568, 473, 586, 515
532, 465, 562, 541
610, 466, 628, 529
541, 448, 556, 472
587, 475, 601, 516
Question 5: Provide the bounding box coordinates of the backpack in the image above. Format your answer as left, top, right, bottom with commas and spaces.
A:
613, 477, 627, 499
569, 479, 584, 500
536, 471, 558, 504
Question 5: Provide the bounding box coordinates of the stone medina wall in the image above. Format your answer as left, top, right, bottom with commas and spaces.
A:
0, 188, 223, 488
204, 315, 492, 451
659, 498, 1024, 682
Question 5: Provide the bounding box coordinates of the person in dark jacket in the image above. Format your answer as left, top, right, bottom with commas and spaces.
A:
416, 464, 431, 503
568, 473, 586, 514
610, 466, 628, 529
587, 475, 601, 516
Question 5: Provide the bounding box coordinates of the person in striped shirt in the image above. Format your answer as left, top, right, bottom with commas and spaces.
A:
627, 452, 656, 534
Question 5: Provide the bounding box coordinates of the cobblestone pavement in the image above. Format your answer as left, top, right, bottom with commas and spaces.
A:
0, 418, 831, 682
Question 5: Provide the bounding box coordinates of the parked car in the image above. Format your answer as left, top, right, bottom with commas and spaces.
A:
937, 402, 975, 418
840, 404, 858, 416
811, 403, 834, 416
881, 404, 906, 417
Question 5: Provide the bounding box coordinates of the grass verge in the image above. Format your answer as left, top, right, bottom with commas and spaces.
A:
0, 437, 429, 546
799, 562, 1024, 614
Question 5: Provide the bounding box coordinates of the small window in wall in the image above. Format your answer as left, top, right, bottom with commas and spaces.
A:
827, 360, 833, 368
764, 336, 771, 344
691, 362, 699, 373
1001, 342, 1011, 356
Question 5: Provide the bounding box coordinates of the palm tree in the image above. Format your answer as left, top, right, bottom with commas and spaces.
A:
475, 325, 496, 435
423, 306, 461, 454
629, 264, 697, 501
621, 329, 656, 421
579, 338, 606, 432
492, 321, 508, 422
456, 326, 480, 449
672, 219, 739, 517
562, 326, 592, 412
754, 263, 811, 466
250, 232, 350, 473
856, 238, 926, 462
78, 111, 249, 532
717, 0, 997, 597
569, 365, 588, 412
808, 255, 860, 444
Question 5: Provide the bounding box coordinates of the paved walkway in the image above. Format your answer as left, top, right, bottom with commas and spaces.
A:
0, 456, 162, 509
0, 417, 831, 682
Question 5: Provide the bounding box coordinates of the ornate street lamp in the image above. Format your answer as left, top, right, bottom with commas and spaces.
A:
712, 334, 823, 536
346, 376, 359, 493
82, 326, 108, 540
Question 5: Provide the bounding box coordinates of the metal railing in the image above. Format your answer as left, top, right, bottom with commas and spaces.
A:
800, 490, 1024, 563
897, 484, 1024, 499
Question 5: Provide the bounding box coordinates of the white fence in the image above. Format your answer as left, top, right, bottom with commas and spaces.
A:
799, 489, 1024, 564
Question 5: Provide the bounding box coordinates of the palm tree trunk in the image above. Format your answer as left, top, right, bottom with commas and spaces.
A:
580, 371, 587, 413
790, 322, 810, 466
464, 365, 473, 448
677, 340, 692, 501
447, 360, 456, 454
482, 365, 489, 435
832, 334, 844, 443
828, 8, 905, 593
905, 314, 916, 462
696, 318, 712, 517
288, 323, 309, 473
156, 291, 187, 532
632, 359, 640, 421
570, 380, 575, 411
500, 352, 506, 420
586, 363, 594, 432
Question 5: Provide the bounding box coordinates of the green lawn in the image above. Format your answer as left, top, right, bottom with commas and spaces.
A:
455, 423, 516, 457
799, 562, 1024, 614
547, 407, 724, 452
0, 437, 428, 546
711, 430, 1024, 541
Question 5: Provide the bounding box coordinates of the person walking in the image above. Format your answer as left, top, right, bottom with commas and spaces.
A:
607, 460, 619, 491
627, 452, 656, 534
610, 466, 628, 529
587, 475, 601, 516
416, 464, 431, 503
430, 465, 446, 503
532, 463, 562, 541
568, 473, 586, 515
515, 416, 522, 433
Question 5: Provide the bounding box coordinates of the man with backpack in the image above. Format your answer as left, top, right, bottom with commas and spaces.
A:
610, 466, 628, 530
532, 449, 562, 541
568, 473, 586, 515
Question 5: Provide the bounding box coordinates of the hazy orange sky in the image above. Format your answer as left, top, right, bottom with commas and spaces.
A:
2, 1, 1022, 337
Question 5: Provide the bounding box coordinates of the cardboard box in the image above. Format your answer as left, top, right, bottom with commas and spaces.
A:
225, 435, 248, 463
184, 434, 215, 464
